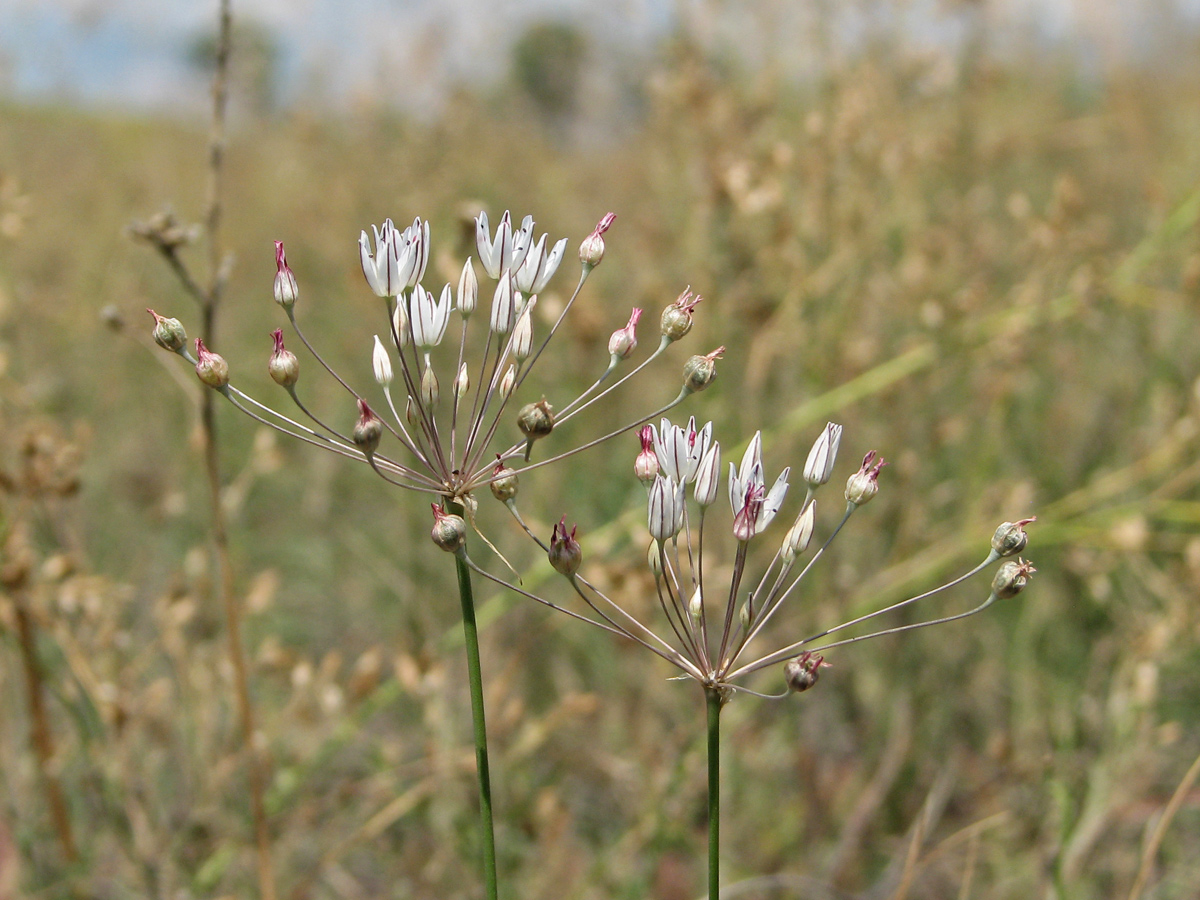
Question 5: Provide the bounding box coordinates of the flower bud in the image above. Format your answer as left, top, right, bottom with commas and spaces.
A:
457, 258, 478, 317
194, 339, 229, 388
992, 558, 1035, 599
804, 423, 842, 488
517, 399, 554, 441
421, 366, 440, 409
499, 364, 518, 400
274, 240, 298, 309
490, 461, 519, 502
392, 300, 409, 348
372, 334, 393, 386
608, 308, 642, 361
694, 442, 722, 507
992, 518, 1036, 557
430, 504, 467, 553
353, 400, 383, 455
635, 425, 660, 485
781, 501, 815, 563
548, 517, 582, 576
512, 297, 536, 361
784, 652, 826, 694
648, 475, 685, 541
687, 587, 703, 621
660, 288, 701, 342
269, 329, 300, 387
405, 396, 420, 429
682, 346, 724, 393
147, 309, 187, 352
453, 363, 470, 400
579, 212, 615, 268
845, 451, 886, 507
647, 541, 662, 577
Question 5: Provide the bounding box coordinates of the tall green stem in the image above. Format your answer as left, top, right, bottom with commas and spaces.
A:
455, 549, 499, 900
706, 687, 723, 900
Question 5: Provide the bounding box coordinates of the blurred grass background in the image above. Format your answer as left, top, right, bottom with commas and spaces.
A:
2, 4, 1200, 898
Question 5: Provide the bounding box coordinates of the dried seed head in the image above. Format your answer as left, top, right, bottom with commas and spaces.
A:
147, 309, 187, 352
845, 451, 886, 507
517, 398, 554, 440
269, 329, 300, 386
660, 288, 701, 342
992, 518, 1036, 557
992, 558, 1036, 599
548, 516, 582, 576
784, 652, 826, 694
489, 460, 519, 502
430, 504, 467, 553
353, 399, 383, 455
274, 240, 298, 308
682, 346, 724, 393
194, 339, 230, 389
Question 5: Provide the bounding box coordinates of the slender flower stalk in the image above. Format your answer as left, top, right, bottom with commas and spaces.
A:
148, 210, 713, 900
481, 417, 1036, 900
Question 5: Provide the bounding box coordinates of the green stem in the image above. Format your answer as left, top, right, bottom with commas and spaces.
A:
455, 549, 499, 900
706, 686, 723, 900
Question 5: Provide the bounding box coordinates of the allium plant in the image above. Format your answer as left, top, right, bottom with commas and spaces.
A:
472, 417, 1036, 900
147, 211, 722, 900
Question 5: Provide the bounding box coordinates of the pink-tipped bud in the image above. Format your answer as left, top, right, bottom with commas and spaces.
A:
845, 451, 886, 506
353, 399, 383, 455
635, 425, 659, 485
549, 516, 582, 576
490, 459, 519, 502
147, 308, 187, 352
274, 241, 298, 308
608, 307, 642, 360
992, 558, 1035, 598
784, 651, 828, 694
992, 517, 1036, 557
682, 346, 724, 393
430, 504, 467, 553
268, 329, 300, 386
194, 339, 229, 388
579, 212, 615, 268
661, 288, 701, 342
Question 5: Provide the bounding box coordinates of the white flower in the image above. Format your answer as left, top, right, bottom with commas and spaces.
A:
475, 211, 534, 280
728, 432, 790, 541
653, 417, 713, 485
372, 334, 393, 386
490, 271, 516, 335
694, 442, 722, 507
803, 422, 842, 487
359, 218, 429, 298
515, 232, 568, 294
648, 475, 686, 542
410, 284, 451, 349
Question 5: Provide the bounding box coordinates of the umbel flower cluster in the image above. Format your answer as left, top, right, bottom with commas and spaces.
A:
147, 211, 724, 538
473, 417, 1036, 697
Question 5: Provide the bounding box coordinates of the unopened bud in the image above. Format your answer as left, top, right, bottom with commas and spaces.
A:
647, 541, 662, 577
405, 396, 420, 429
453, 363, 470, 400
694, 442, 722, 507
457, 258, 478, 316
784, 652, 826, 694
512, 297, 536, 361
274, 240, 298, 308
687, 587, 703, 621
517, 398, 554, 441
549, 516, 582, 576
269, 329, 300, 387
660, 288, 701, 342
683, 346, 724, 393
421, 366, 440, 409
372, 335, 393, 386
804, 423, 842, 488
608, 308, 642, 360
992, 558, 1035, 599
992, 518, 1036, 557
499, 365, 518, 400
635, 425, 659, 485
353, 400, 383, 454
148, 309, 187, 352
392, 301, 409, 348
490, 461, 519, 502
845, 451, 886, 507
781, 501, 815, 563
579, 212, 615, 268
430, 504, 467, 553
194, 339, 229, 388
739, 600, 751, 629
